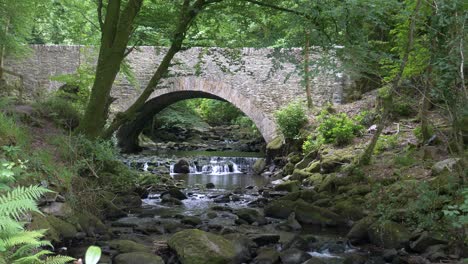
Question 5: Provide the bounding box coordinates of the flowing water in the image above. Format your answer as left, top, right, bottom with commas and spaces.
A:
119, 150, 367, 263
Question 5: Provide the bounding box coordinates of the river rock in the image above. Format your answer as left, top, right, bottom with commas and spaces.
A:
295, 150, 318, 169
161, 196, 183, 205
368, 221, 410, 249
253, 158, 267, 174
410, 231, 448, 253
181, 216, 202, 226
168, 229, 237, 264
205, 182, 215, 189
274, 180, 300, 192
264, 199, 344, 226
280, 248, 311, 264
161, 188, 188, 200
113, 252, 164, 264
41, 202, 72, 217
346, 217, 375, 244
173, 159, 191, 173
214, 193, 231, 203
235, 208, 260, 224
108, 239, 152, 253
253, 247, 280, 264
343, 254, 367, 264
249, 233, 280, 247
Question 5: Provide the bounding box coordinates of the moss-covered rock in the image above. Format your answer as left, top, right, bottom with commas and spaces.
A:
67, 210, 108, 236
29, 213, 78, 242
235, 208, 261, 224
291, 169, 313, 181
264, 199, 344, 226
317, 174, 338, 193
283, 162, 295, 176
108, 239, 152, 253
113, 252, 164, 264
332, 199, 366, 221
279, 189, 318, 203
320, 148, 355, 173
253, 158, 267, 174
295, 151, 318, 170
274, 180, 300, 192
368, 221, 410, 249
288, 152, 303, 164
304, 173, 324, 187
346, 217, 375, 244
305, 161, 321, 173
168, 229, 237, 264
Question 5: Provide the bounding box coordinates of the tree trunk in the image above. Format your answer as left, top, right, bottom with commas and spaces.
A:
77, 0, 143, 138
0, 17, 10, 81
358, 0, 422, 165
101, 0, 211, 138
304, 29, 312, 109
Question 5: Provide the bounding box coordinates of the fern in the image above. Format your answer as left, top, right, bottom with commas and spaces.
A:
0, 161, 74, 264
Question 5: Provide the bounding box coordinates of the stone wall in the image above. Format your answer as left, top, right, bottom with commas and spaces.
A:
4, 45, 350, 143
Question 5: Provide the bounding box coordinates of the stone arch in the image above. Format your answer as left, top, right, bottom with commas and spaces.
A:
116, 77, 278, 153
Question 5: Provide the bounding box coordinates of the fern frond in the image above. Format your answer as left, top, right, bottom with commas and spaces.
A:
44, 255, 75, 264
0, 185, 50, 204
1, 230, 45, 248
12, 250, 53, 264
0, 217, 24, 232
9, 240, 52, 260
0, 198, 39, 220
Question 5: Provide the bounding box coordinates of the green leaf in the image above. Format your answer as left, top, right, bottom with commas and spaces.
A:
85, 246, 101, 264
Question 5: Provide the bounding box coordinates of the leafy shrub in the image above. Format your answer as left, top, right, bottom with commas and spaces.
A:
34, 97, 82, 129
375, 134, 399, 154
317, 110, 363, 145
0, 159, 74, 264
355, 110, 377, 127
302, 134, 324, 154
275, 101, 308, 140
443, 188, 468, 242
392, 99, 415, 117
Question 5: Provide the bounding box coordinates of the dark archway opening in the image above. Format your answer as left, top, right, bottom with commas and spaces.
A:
117, 91, 265, 154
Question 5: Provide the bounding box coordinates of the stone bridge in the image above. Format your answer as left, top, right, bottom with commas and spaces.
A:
4, 45, 350, 150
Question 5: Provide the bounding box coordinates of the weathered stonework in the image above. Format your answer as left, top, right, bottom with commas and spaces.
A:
4, 45, 350, 144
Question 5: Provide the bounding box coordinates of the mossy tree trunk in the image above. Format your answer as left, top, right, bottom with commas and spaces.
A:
358, 0, 422, 165
77, 0, 143, 138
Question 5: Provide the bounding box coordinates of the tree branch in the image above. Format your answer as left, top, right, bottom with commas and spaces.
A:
97, 0, 104, 30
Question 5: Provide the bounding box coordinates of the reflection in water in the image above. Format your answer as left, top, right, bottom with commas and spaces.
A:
172, 172, 270, 190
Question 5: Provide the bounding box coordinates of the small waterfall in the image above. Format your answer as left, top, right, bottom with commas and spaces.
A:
170, 156, 259, 175
143, 162, 148, 171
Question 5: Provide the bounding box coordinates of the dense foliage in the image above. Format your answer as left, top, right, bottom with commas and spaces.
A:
275, 101, 308, 140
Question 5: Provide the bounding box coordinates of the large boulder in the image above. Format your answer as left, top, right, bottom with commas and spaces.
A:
290, 169, 313, 181
264, 199, 344, 226
235, 208, 261, 224
346, 217, 375, 244
162, 188, 188, 200
173, 159, 191, 173
253, 247, 280, 264
253, 158, 267, 175
113, 252, 164, 264
274, 180, 300, 192
168, 229, 237, 264
320, 148, 355, 173
368, 221, 410, 249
